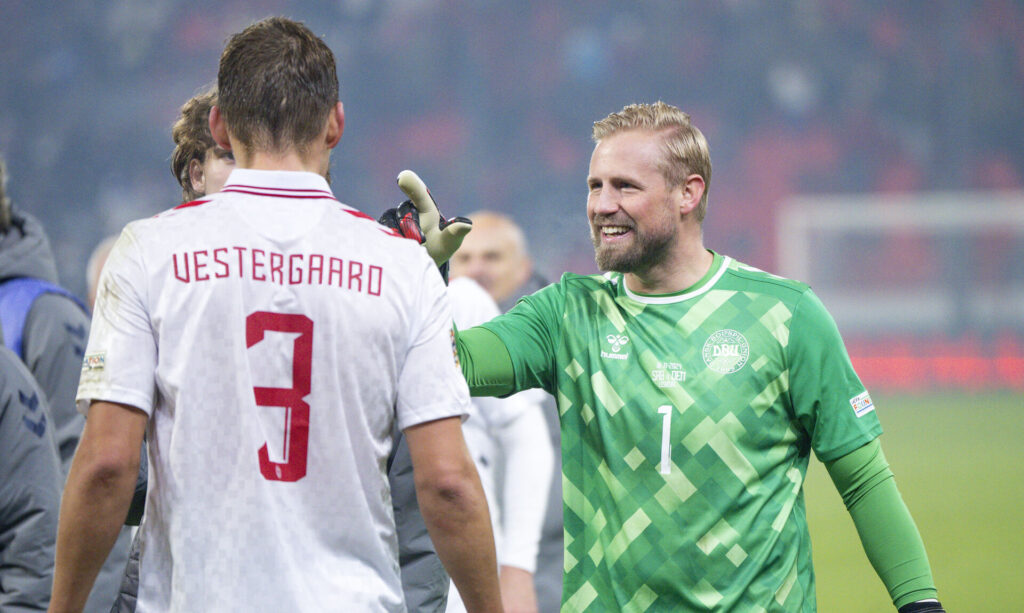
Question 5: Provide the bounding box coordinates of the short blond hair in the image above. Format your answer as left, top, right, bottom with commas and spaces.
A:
592, 101, 712, 222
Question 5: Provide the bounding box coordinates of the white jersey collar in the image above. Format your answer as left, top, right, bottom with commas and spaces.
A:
221, 168, 334, 197
620, 252, 731, 304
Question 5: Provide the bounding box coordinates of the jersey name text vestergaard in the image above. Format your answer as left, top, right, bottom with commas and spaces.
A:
170, 246, 384, 295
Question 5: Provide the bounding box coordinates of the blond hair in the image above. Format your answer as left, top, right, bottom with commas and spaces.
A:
592, 101, 712, 222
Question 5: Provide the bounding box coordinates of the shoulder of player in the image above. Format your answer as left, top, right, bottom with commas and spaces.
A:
328, 203, 421, 246
510, 271, 610, 303
721, 257, 811, 298
555, 270, 611, 289
141, 197, 221, 229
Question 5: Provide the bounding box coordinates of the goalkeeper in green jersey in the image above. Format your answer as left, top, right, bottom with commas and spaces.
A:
381, 102, 945, 612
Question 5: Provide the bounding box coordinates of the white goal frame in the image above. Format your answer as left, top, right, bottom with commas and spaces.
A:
776, 190, 1024, 334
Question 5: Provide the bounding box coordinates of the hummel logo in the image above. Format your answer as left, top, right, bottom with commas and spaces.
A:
64, 323, 87, 339
19, 390, 46, 438
605, 334, 629, 353
20, 390, 40, 412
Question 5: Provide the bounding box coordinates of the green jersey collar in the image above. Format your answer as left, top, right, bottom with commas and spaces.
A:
619, 251, 729, 304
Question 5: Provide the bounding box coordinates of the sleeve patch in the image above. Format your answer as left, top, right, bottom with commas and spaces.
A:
83, 352, 106, 372
850, 391, 875, 417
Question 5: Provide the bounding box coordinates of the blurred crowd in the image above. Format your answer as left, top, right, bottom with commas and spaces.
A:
1, 0, 1022, 302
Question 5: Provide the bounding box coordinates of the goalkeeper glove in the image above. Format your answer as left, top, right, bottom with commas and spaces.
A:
898, 600, 945, 613
378, 170, 472, 283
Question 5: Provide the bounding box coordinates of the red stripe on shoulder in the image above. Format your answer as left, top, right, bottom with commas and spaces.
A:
339, 207, 407, 239
343, 209, 377, 222
174, 198, 211, 210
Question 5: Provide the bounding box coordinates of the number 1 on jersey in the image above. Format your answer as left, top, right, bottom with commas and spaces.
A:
246, 311, 313, 482
658, 404, 672, 475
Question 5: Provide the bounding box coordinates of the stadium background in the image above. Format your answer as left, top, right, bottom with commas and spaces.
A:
2, 2, 1021, 610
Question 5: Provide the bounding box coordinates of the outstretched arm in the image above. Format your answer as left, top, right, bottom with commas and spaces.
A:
377, 171, 535, 399
456, 326, 518, 397
824, 439, 945, 612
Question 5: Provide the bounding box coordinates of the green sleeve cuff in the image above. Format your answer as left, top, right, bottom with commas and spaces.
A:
455, 326, 517, 397
824, 439, 939, 609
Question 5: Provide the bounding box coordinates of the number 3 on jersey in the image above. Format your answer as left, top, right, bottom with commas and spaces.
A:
246, 311, 313, 482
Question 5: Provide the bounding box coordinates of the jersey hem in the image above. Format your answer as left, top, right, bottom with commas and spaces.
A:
396, 402, 470, 432
815, 427, 883, 463
76, 389, 153, 417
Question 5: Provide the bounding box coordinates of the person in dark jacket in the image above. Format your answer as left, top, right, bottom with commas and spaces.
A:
0, 157, 131, 613
0, 344, 63, 612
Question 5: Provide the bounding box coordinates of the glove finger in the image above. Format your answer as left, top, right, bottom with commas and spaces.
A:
396, 170, 440, 222
438, 215, 473, 231
437, 220, 472, 259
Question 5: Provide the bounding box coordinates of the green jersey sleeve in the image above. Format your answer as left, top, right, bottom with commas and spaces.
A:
478, 279, 566, 395
787, 289, 883, 462
455, 326, 517, 397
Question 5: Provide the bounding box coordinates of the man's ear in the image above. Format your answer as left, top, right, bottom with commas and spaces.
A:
326, 102, 344, 149
678, 174, 705, 217
208, 105, 232, 151
188, 158, 205, 195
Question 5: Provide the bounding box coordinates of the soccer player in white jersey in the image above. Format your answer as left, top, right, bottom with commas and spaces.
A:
50, 17, 501, 613
444, 277, 552, 613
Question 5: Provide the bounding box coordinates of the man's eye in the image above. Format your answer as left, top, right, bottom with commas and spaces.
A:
223, 151, 236, 162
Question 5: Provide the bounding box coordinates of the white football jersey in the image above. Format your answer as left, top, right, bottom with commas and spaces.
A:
78, 169, 470, 612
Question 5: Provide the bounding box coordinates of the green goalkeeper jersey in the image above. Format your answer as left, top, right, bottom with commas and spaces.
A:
479, 252, 883, 612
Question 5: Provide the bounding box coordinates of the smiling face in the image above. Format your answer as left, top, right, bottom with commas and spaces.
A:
587, 129, 682, 274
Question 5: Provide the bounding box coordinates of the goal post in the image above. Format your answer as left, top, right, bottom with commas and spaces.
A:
777, 190, 1024, 335
777, 190, 1024, 390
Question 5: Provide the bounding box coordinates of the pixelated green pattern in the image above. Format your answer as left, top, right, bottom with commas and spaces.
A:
555, 272, 818, 611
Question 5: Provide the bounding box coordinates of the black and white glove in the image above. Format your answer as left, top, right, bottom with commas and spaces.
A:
378, 170, 472, 283
898, 599, 946, 613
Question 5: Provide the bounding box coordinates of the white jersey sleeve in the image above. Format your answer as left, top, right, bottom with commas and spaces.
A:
396, 263, 467, 431
77, 227, 156, 415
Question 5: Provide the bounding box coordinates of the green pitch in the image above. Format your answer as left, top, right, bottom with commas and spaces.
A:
805, 390, 1024, 612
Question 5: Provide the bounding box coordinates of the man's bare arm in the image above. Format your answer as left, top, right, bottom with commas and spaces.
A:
49, 401, 147, 613
404, 416, 503, 613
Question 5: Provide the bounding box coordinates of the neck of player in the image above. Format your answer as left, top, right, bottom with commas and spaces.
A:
623, 239, 714, 296
236, 148, 330, 176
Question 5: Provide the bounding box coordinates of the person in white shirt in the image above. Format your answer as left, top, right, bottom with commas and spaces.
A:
450, 212, 564, 613
49, 17, 500, 613
444, 278, 552, 613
